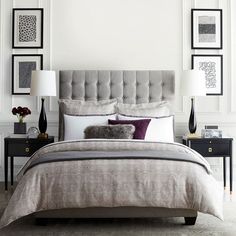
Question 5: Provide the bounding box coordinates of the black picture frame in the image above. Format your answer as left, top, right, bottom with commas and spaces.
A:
191, 9, 223, 49
12, 8, 44, 49
12, 54, 43, 95
192, 54, 223, 96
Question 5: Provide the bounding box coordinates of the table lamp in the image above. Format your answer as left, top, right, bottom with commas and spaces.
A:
180, 70, 206, 136
30, 70, 56, 139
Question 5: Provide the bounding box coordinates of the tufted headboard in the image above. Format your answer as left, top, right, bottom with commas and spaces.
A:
59, 70, 175, 103
59, 70, 175, 140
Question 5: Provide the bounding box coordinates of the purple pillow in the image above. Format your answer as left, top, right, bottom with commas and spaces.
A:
108, 119, 151, 139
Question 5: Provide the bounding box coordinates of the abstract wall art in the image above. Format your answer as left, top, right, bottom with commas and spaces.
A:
192, 55, 223, 95
191, 9, 222, 49
12, 54, 43, 95
12, 8, 43, 48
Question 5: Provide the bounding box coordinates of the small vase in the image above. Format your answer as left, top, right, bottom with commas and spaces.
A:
14, 122, 26, 134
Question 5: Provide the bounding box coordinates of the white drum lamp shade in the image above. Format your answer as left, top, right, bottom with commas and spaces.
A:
30, 70, 56, 96
180, 70, 206, 135
180, 70, 206, 96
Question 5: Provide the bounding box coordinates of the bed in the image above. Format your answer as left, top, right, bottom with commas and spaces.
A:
0, 70, 223, 228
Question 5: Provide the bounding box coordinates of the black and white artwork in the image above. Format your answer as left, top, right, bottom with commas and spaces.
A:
192, 55, 223, 95
191, 9, 222, 49
12, 55, 43, 95
19, 62, 36, 88
13, 8, 43, 48
199, 16, 216, 42
19, 15, 37, 42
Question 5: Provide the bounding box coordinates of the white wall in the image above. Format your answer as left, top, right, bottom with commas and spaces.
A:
0, 0, 236, 180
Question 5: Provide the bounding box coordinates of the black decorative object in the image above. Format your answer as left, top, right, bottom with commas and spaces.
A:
191, 9, 222, 49
12, 8, 44, 49
14, 122, 26, 134
38, 98, 48, 138
189, 98, 197, 134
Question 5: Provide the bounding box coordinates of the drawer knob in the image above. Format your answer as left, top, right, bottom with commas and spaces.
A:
208, 147, 213, 153
25, 147, 30, 153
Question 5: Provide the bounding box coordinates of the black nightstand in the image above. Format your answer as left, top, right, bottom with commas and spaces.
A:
4, 136, 54, 191
182, 137, 233, 193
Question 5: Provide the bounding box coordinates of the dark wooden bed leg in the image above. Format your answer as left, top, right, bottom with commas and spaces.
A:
184, 217, 197, 225
35, 218, 48, 226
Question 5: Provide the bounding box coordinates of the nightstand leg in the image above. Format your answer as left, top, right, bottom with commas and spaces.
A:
230, 155, 233, 194
10, 156, 14, 186
4, 154, 8, 191
223, 157, 226, 189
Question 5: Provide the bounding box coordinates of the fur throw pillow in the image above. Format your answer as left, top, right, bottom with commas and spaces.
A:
84, 124, 135, 139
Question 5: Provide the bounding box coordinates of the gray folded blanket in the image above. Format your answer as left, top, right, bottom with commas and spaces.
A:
24, 149, 211, 174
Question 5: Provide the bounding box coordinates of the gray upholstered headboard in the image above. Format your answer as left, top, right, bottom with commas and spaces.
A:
59, 70, 175, 103
59, 70, 175, 140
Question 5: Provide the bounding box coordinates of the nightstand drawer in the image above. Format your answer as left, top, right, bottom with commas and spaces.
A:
190, 142, 231, 157
7, 139, 54, 157
8, 143, 41, 156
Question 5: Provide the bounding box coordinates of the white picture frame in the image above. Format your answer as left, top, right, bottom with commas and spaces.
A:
191, 9, 222, 49
12, 8, 43, 48
12, 54, 43, 95
192, 54, 223, 96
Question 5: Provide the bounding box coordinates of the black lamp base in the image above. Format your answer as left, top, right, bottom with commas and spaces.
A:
188, 97, 197, 134
38, 98, 48, 138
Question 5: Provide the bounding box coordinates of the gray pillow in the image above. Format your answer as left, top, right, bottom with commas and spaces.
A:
84, 125, 135, 139
58, 99, 117, 141
116, 101, 170, 117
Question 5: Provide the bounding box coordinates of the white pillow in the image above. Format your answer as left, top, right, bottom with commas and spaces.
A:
116, 101, 170, 117
64, 114, 117, 140
58, 99, 117, 141
117, 114, 174, 143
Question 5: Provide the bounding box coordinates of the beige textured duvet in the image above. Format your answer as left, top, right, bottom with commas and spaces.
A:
0, 140, 223, 228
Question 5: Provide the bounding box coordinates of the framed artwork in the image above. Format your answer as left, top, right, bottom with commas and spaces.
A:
191, 9, 222, 49
192, 54, 223, 95
12, 8, 43, 48
12, 54, 43, 95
